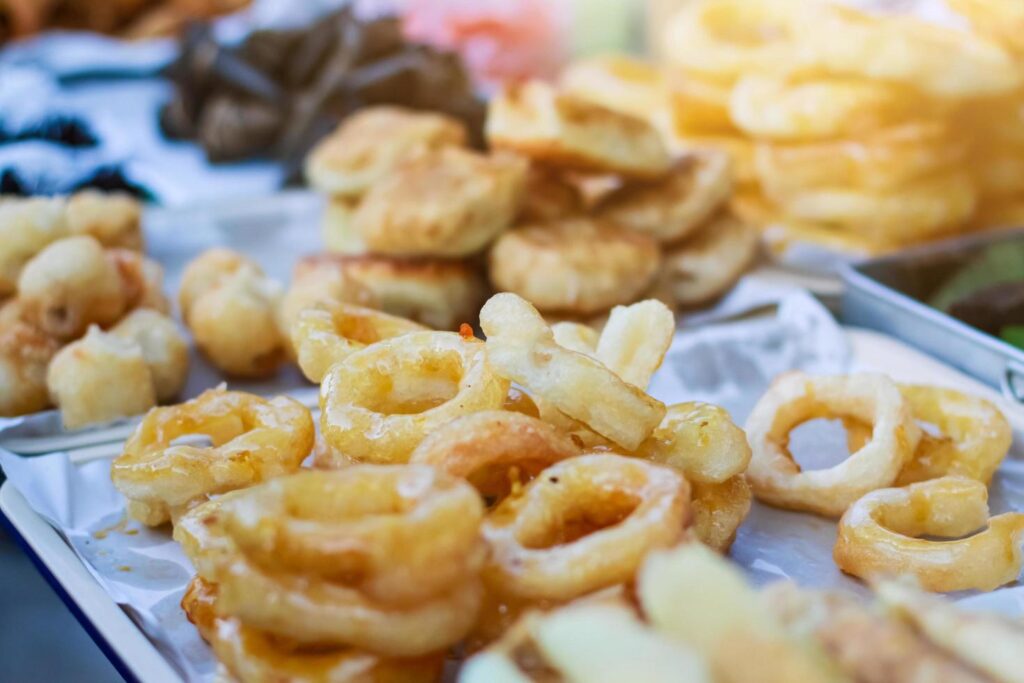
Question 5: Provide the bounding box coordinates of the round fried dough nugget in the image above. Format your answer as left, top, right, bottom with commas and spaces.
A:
353, 147, 528, 258
339, 255, 487, 330
320, 196, 365, 255
518, 163, 585, 223
656, 213, 759, 308
18, 236, 126, 340
177, 248, 250, 319
305, 106, 468, 197
65, 190, 143, 250
489, 219, 661, 315
107, 249, 171, 315
0, 196, 68, 296
0, 319, 60, 417
595, 150, 733, 243
110, 309, 189, 402
487, 80, 672, 180
187, 266, 286, 378
47, 326, 157, 429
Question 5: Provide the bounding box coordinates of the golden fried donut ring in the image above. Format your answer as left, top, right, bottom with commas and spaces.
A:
656, 211, 759, 308
180, 467, 484, 656
690, 475, 751, 553
635, 402, 751, 484
487, 80, 671, 180
745, 372, 921, 518
182, 577, 443, 683
320, 331, 509, 465
896, 385, 1012, 486
292, 302, 427, 383
595, 151, 733, 244
304, 106, 468, 197
488, 218, 661, 316
111, 388, 314, 526
834, 477, 1024, 592
558, 54, 672, 127
482, 454, 688, 602
409, 411, 582, 500
480, 293, 666, 451
353, 147, 527, 258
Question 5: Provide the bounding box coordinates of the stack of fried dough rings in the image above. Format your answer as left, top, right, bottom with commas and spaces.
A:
113, 291, 758, 681
560, 0, 1024, 256
745, 371, 1023, 592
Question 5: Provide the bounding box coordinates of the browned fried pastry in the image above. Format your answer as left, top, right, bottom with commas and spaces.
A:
0, 319, 60, 417
487, 80, 672, 180
764, 582, 991, 683
177, 247, 250, 319
334, 255, 487, 330
595, 150, 733, 243
107, 249, 171, 314
353, 147, 527, 258
655, 212, 759, 307
0, 196, 68, 296
488, 218, 661, 315
17, 236, 127, 340
110, 309, 189, 402
305, 106, 468, 197
65, 190, 143, 250
518, 163, 585, 222
320, 196, 366, 255
47, 326, 157, 428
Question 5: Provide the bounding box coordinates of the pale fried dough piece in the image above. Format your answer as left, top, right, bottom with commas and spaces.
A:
0, 318, 60, 417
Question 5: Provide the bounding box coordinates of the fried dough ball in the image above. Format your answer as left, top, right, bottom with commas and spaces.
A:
106, 249, 170, 314
0, 196, 70, 296
0, 319, 60, 417
487, 80, 672, 180
110, 309, 188, 402
488, 219, 661, 315
320, 196, 366, 255
305, 106, 468, 197
337, 255, 487, 330
655, 212, 759, 307
186, 266, 286, 378
17, 236, 126, 340
47, 326, 157, 429
595, 150, 733, 243
353, 147, 528, 258
177, 247, 249, 319
65, 190, 143, 251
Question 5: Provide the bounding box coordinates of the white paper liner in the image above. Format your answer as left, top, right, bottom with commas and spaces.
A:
2, 289, 1023, 681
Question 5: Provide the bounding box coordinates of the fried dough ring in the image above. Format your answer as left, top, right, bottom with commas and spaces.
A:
182, 577, 444, 683
482, 454, 688, 602
834, 477, 1024, 592
488, 219, 661, 316
409, 411, 582, 500
487, 80, 671, 180
558, 54, 672, 127
690, 475, 751, 553
292, 302, 427, 383
480, 293, 666, 451
111, 388, 313, 526
319, 331, 509, 465
655, 211, 759, 308
896, 385, 1012, 486
179, 467, 484, 656
595, 151, 732, 244
353, 147, 527, 258
745, 372, 921, 518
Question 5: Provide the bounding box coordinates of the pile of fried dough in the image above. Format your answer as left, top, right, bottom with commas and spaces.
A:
106, 288, 1024, 682
564, 0, 1024, 255
0, 192, 187, 425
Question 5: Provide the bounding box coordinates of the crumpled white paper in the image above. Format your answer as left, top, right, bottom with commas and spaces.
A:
2, 289, 1023, 682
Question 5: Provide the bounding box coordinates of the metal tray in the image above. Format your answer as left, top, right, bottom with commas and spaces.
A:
841, 230, 1024, 402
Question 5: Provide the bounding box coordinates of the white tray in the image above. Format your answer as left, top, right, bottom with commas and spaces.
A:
3, 327, 1022, 683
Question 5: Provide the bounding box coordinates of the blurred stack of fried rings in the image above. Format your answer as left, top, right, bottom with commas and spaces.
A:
562, 0, 1024, 256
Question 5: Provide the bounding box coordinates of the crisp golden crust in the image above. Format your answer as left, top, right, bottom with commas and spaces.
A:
107, 249, 170, 315
595, 150, 733, 243
65, 190, 143, 251
47, 326, 156, 429
0, 196, 68, 296
320, 196, 366, 255
177, 248, 251, 320
110, 309, 189, 402
487, 80, 672, 180
488, 219, 661, 315
518, 163, 585, 223
353, 147, 527, 258
327, 254, 487, 331
305, 106, 468, 197
656, 212, 759, 307
0, 318, 60, 417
